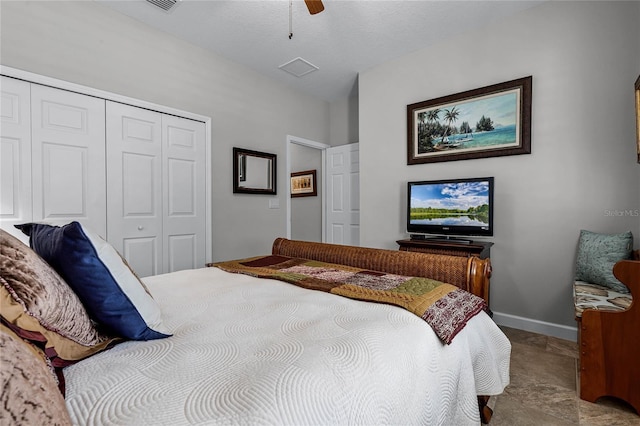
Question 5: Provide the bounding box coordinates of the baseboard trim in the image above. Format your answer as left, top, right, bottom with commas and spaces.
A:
492, 311, 577, 342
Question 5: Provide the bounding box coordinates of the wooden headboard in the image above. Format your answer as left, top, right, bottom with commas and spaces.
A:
272, 238, 492, 304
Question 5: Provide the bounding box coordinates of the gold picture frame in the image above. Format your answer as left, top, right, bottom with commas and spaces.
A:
290, 170, 317, 198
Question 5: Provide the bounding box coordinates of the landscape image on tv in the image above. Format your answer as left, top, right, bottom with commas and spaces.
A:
410, 181, 490, 227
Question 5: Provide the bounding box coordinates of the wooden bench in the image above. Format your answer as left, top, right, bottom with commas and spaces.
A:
574, 250, 640, 414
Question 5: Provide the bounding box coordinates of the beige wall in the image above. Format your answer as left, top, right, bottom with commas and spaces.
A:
0, 0, 331, 261
329, 84, 359, 146
359, 1, 640, 336
3, 0, 639, 337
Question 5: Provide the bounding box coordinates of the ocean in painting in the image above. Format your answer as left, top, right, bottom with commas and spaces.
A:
436, 124, 516, 150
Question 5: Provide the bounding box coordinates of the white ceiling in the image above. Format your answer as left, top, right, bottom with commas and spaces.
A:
98, 0, 543, 102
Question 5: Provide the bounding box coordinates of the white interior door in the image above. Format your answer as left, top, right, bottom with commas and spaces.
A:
162, 114, 206, 273
31, 84, 106, 235
0, 76, 32, 242
325, 143, 359, 245
106, 101, 163, 278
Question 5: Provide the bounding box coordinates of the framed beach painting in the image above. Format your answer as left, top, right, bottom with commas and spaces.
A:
407, 76, 532, 164
290, 169, 317, 198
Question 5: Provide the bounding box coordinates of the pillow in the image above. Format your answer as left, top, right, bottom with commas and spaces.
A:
0, 229, 117, 368
16, 222, 170, 340
0, 324, 73, 426
575, 230, 633, 293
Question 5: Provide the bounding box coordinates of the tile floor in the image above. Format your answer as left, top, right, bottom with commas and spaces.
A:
490, 326, 639, 425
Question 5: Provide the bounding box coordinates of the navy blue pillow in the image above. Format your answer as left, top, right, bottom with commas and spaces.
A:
16, 222, 170, 341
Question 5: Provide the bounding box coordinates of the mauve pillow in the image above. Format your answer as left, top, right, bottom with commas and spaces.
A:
0, 228, 117, 366
0, 324, 72, 425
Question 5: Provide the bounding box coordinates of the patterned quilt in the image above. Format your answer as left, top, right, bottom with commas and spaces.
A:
214, 255, 489, 344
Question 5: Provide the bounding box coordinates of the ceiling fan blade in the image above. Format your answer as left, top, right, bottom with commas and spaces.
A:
304, 0, 324, 15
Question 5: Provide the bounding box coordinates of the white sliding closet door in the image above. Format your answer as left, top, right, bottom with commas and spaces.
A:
1, 70, 211, 272
31, 84, 106, 235
0, 77, 32, 242
162, 115, 206, 273
106, 102, 163, 278
106, 102, 207, 277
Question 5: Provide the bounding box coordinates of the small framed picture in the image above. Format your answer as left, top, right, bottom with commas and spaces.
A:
290, 169, 317, 198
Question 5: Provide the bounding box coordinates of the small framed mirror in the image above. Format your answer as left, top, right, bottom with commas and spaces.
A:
233, 147, 277, 194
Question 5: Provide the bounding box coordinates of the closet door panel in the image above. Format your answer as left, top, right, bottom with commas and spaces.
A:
41, 144, 86, 215
0, 77, 32, 242
163, 115, 206, 272
167, 234, 196, 273
106, 101, 163, 277
30, 84, 106, 235
123, 237, 157, 279
122, 152, 156, 215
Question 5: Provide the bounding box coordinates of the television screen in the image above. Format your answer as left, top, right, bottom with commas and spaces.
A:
407, 177, 494, 238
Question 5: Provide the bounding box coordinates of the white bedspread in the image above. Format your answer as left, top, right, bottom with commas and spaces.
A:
64, 267, 510, 425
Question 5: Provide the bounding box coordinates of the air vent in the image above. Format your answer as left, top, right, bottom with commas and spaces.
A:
279, 57, 319, 78
146, 0, 180, 13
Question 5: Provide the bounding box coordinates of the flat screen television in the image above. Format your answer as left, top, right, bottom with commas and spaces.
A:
407, 176, 494, 240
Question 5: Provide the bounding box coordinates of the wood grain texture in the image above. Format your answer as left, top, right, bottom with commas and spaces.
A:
578, 252, 640, 415
271, 238, 491, 305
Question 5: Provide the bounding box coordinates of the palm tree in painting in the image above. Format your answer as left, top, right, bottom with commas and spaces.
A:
440, 106, 460, 144
427, 108, 440, 123
417, 112, 427, 153
418, 108, 442, 153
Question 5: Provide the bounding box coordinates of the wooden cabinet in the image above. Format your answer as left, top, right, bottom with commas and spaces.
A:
396, 239, 493, 259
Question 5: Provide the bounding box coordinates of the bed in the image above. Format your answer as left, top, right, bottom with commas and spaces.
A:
1, 227, 510, 426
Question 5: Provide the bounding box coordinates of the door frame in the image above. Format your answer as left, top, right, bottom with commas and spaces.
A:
285, 135, 330, 241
